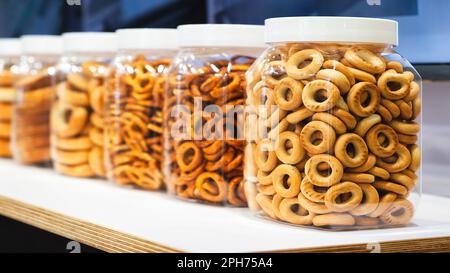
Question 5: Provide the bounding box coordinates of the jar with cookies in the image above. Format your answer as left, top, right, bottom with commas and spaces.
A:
0, 39, 21, 158
104, 28, 177, 190
11, 35, 62, 166
244, 17, 421, 230
163, 24, 266, 206
51, 32, 116, 178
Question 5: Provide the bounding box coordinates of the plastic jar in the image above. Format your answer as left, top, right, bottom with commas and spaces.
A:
11, 35, 62, 165
51, 32, 116, 178
0, 39, 21, 158
163, 24, 265, 206
244, 17, 422, 229
104, 28, 177, 190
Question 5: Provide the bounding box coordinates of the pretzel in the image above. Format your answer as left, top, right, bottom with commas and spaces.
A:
248, 43, 421, 229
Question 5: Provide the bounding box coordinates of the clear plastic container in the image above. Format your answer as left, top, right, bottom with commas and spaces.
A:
245, 17, 422, 229
104, 28, 177, 190
163, 24, 265, 206
0, 39, 21, 158
51, 32, 116, 178
12, 35, 62, 166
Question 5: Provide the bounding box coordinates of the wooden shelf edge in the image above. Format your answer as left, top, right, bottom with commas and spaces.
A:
0, 195, 449, 253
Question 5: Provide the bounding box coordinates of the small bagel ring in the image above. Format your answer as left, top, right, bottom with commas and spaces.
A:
355, 114, 382, 137
312, 213, 355, 227
195, 172, 227, 203
274, 77, 304, 111
341, 173, 375, 184
325, 182, 363, 213
255, 139, 278, 172
380, 198, 414, 226
344, 48, 386, 74
300, 176, 327, 203
275, 131, 305, 164
305, 154, 343, 187
271, 164, 302, 198
373, 181, 408, 196
348, 154, 376, 173
409, 144, 421, 172
316, 69, 351, 94
378, 70, 411, 100
300, 121, 336, 155
366, 124, 399, 158
256, 194, 277, 219
347, 82, 380, 117
389, 120, 420, 136
279, 197, 315, 225
286, 49, 324, 80
376, 144, 411, 173
302, 80, 340, 112
350, 184, 379, 216
176, 142, 203, 172
369, 192, 397, 218
298, 192, 332, 214
335, 133, 369, 168
322, 60, 355, 86
312, 112, 347, 135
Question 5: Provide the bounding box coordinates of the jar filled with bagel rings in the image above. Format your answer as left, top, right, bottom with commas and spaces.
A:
11, 35, 63, 166
244, 17, 422, 230
51, 33, 117, 178
163, 24, 265, 206
0, 39, 21, 158
104, 28, 177, 190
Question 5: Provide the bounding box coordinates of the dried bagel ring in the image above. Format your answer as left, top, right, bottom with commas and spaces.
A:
322, 60, 356, 86
347, 82, 380, 117
395, 100, 412, 120
300, 121, 336, 155
300, 175, 327, 203
390, 173, 416, 191
335, 133, 369, 168
409, 144, 421, 172
316, 69, 351, 94
404, 81, 420, 102
325, 182, 363, 213
397, 133, 417, 145
373, 181, 408, 196
354, 216, 380, 227
286, 49, 324, 80
366, 124, 399, 158
258, 183, 275, 195
272, 164, 302, 198
274, 77, 303, 110
354, 114, 381, 137
271, 194, 283, 220
412, 96, 421, 120
255, 139, 278, 172
256, 193, 277, 219
286, 107, 314, 124
305, 154, 343, 187
376, 144, 411, 173
344, 48, 386, 74
54, 149, 89, 166
369, 192, 397, 218
279, 197, 315, 225
302, 80, 340, 112
331, 108, 357, 130
312, 213, 355, 227
381, 99, 401, 118
88, 146, 106, 177
298, 192, 332, 214
257, 170, 272, 185
54, 163, 95, 178
348, 67, 376, 83
368, 166, 390, 180
176, 142, 203, 172
275, 131, 305, 164
54, 136, 92, 151
195, 172, 227, 203
389, 120, 420, 136
387, 61, 404, 73
53, 105, 88, 138
378, 70, 411, 100
341, 173, 375, 184
312, 112, 346, 135
350, 184, 379, 216
227, 177, 247, 207
380, 198, 414, 226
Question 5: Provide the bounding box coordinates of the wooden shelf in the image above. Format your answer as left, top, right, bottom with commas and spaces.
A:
1, 159, 450, 253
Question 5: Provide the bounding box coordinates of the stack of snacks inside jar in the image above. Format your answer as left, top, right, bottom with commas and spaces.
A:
0, 39, 21, 158
163, 24, 265, 206
12, 36, 62, 165
104, 28, 177, 190
245, 17, 421, 229
51, 32, 117, 178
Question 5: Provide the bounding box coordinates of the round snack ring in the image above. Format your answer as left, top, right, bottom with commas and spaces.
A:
312, 213, 356, 227
404, 81, 420, 102
334, 133, 369, 168
344, 48, 386, 74
271, 164, 302, 198
286, 49, 324, 80
227, 177, 247, 207
54, 136, 93, 151
176, 142, 203, 173
89, 146, 106, 177
275, 131, 305, 164
322, 60, 356, 86
366, 124, 399, 158
348, 154, 376, 173
395, 100, 412, 120
258, 183, 275, 196
369, 192, 397, 218
55, 162, 95, 178
387, 61, 404, 73
54, 105, 89, 138
389, 120, 420, 136
324, 182, 363, 213
54, 149, 89, 166
347, 82, 380, 117
255, 139, 278, 172
302, 80, 340, 112
300, 121, 336, 155
316, 69, 351, 94
355, 114, 382, 137
350, 184, 380, 216
274, 77, 303, 110
300, 175, 327, 203
341, 173, 374, 184
195, 172, 227, 204
305, 154, 343, 187
312, 112, 347, 135
298, 192, 332, 214
57, 84, 89, 106
271, 194, 284, 220
409, 144, 420, 172
256, 193, 277, 219
390, 173, 416, 191
373, 181, 408, 197
331, 108, 357, 130
347, 67, 376, 83
368, 166, 390, 180
286, 107, 314, 124
257, 170, 273, 185
279, 197, 315, 225
377, 70, 411, 100
381, 99, 401, 118
376, 144, 411, 173
380, 198, 414, 226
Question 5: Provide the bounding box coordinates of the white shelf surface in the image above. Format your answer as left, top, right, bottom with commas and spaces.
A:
0, 158, 450, 253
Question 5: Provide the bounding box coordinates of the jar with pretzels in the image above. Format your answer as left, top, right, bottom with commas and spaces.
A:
104, 28, 177, 190
11, 35, 63, 166
0, 39, 21, 158
245, 17, 422, 230
51, 33, 116, 178
163, 24, 265, 206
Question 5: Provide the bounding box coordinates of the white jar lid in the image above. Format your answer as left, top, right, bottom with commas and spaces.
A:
265, 17, 398, 46
116, 28, 178, 50
0, 38, 21, 56
62, 32, 117, 53
21, 35, 63, 55
177, 24, 265, 48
